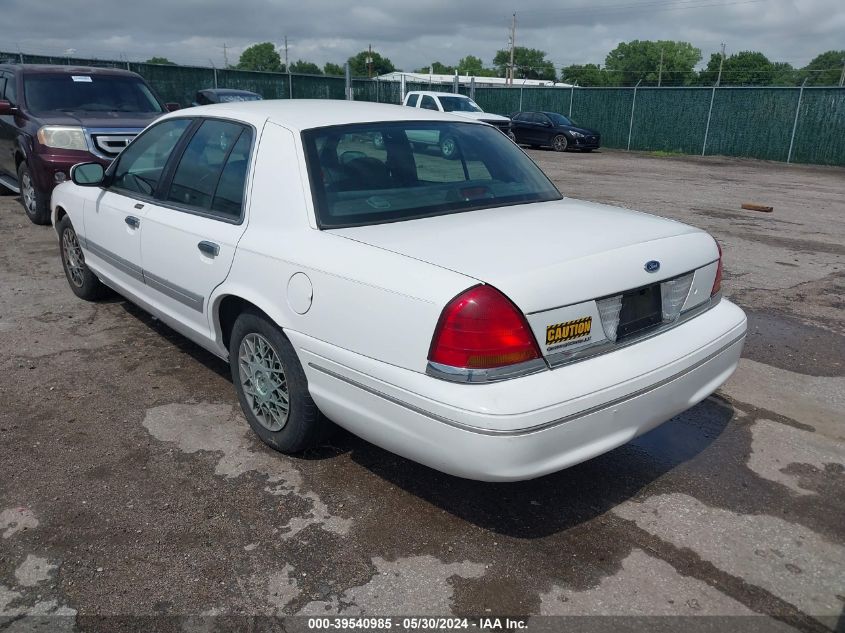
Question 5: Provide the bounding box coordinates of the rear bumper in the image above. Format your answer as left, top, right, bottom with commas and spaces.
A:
292, 299, 747, 481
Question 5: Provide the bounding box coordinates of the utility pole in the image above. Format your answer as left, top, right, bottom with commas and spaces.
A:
839, 55, 845, 87
716, 42, 726, 87
222, 43, 229, 69
658, 48, 664, 87
284, 36, 292, 99
367, 44, 373, 79
508, 12, 517, 85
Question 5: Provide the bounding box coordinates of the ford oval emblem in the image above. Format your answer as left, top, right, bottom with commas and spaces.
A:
645, 260, 661, 273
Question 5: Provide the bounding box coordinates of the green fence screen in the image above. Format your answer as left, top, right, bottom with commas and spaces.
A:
2, 51, 843, 166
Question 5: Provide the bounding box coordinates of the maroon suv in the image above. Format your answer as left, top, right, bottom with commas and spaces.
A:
0, 64, 173, 224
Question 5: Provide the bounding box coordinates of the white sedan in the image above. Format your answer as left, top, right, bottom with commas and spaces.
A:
51, 101, 746, 481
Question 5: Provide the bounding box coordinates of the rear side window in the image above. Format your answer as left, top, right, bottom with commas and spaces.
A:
111, 118, 191, 196
406, 94, 419, 107
165, 119, 252, 219
420, 95, 438, 111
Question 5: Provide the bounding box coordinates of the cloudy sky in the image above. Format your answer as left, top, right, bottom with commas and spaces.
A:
2, 0, 843, 72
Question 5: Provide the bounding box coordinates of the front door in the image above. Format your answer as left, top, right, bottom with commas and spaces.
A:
140, 118, 254, 340
83, 118, 192, 292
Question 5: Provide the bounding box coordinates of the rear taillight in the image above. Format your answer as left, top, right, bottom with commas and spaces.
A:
712, 241, 723, 296
428, 285, 541, 369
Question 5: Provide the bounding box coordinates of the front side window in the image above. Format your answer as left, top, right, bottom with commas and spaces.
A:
547, 113, 574, 127
24, 74, 163, 114
165, 119, 252, 218
2, 73, 17, 104
438, 96, 483, 113
303, 122, 561, 229
111, 118, 191, 196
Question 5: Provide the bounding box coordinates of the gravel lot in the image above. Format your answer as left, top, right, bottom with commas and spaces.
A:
1, 148, 843, 632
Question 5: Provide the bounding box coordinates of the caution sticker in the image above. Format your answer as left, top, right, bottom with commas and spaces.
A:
546, 316, 592, 346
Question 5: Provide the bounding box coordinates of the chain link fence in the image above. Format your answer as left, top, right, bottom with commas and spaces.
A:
3, 51, 843, 166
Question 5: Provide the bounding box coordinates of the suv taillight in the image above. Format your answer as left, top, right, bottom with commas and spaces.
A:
428, 285, 541, 369
712, 241, 723, 296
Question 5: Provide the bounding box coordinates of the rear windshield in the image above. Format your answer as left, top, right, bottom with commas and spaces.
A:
302, 121, 561, 229
24, 74, 164, 114
438, 96, 482, 113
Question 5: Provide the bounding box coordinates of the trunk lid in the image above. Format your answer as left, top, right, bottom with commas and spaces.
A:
330, 198, 718, 315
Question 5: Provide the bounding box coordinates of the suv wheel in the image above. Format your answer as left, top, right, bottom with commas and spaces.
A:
230, 310, 330, 453
440, 135, 459, 160
18, 163, 51, 225
57, 215, 108, 300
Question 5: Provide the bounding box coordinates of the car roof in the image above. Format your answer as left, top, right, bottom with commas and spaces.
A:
159, 99, 485, 131
406, 91, 470, 98
0, 64, 141, 78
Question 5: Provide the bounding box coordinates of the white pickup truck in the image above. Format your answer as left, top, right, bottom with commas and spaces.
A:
398, 91, 513, 158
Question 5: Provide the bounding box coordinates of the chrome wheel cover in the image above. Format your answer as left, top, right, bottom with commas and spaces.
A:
62, 227, 85, 288
21, 173, 36, 213
238, 333, 290, 432
441, 137, 456, 157
553, 135, 568, 151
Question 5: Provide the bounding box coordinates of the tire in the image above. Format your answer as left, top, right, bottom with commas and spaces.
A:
229, 310, 329, 453
507, 130, 517, 143
57, 215, 108, 301
439, 135, 458, 160
18, 163, 51, 225
552, 134, 569, 152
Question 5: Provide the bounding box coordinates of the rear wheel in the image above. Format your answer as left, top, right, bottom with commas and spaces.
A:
552, 134, 568, 152
18, 163, 51, 225
57, 215, 108, 300
229, 310, 329, 453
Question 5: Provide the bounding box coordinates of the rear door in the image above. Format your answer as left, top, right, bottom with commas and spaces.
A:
83, 118, 191, 292
139, 118, 255, 340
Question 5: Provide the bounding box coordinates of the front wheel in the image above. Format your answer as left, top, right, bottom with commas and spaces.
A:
229, 311, 329, 453
552, 134, 569, 152
18, 163, 51, 225
57, 215, 108, 301
439, 135, 458, 159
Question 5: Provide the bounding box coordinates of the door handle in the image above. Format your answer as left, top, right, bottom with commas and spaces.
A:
197, 241, 220, 257
134, 203, 144, 210
125, 216, 140, 229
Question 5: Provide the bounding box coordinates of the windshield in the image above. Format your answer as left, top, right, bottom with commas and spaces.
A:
547, 113, 576, 127
303, 122, 561, 229
24, 74, 164, 114
438, 96, 483, 113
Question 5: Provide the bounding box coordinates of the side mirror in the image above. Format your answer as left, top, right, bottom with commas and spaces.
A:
0, 100, 13, 116
165, 102, 181, 112
70, 162, 105, 187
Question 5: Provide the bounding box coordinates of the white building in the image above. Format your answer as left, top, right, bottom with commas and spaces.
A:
378, 71, 573, 88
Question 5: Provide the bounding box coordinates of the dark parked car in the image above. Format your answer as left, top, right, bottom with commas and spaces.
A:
0, 64, 173, 224
509, 111, 601, 152
192, 88, 262, 106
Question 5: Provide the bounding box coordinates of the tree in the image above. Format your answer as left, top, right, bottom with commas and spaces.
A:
145, 57, 175, 65
289, 59, 322, 75
457, 55, 497, 77
415, 61, 454, 74
493, 47, 556, 81
237, 42, 284, 73
800, 50, 845, 86
347, 50, 395, 77
697, 50, 780, 86
323, 62, 345, 76
560, 64, 609, 86
605, 40, 701, 86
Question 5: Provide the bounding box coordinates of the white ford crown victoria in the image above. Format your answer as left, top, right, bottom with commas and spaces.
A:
51, 101, 746, 481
